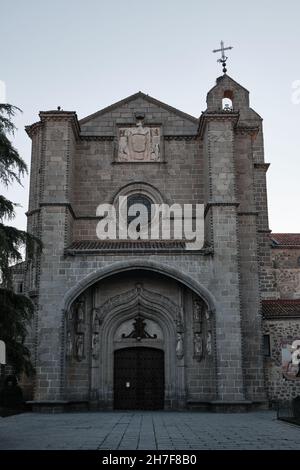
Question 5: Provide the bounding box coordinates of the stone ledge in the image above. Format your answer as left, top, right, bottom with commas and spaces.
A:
26, 400, 89, 413
187, 400, 267, 413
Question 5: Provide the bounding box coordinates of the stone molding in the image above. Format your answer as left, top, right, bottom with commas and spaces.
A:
61, 259, 218, 316
204, 202, 240, 218
235, 125, 259, 137
198, 111, 239, 139
254, 163, 270, 170
95, 284, 181, 324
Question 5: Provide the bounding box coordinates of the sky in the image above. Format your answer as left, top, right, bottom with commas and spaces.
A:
1, 0, 300, 233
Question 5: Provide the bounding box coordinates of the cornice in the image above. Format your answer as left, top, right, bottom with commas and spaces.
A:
25, 121, 43, 138
198, 111, 239, 139
39, 202, 76, 219
238, 211, 259, 216
254, 163, 270, 170
26, 208, 41, 217
39, 111, 81, 139
164, 135, 197, 141
235, 125, 259, 137
79, 134, 198, 142
204, 201, 239, 217
80, 135, 114, 141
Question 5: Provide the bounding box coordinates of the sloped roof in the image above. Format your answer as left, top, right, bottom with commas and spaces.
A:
65, 240, 186, 254
79, 91, 198, 125
208, 74, 250, 95
270, 233, 300, 248
262, 299, 300, 319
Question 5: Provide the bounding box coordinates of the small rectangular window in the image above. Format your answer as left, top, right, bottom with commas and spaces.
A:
18, 282, 23, 293
263, 334, 271, 357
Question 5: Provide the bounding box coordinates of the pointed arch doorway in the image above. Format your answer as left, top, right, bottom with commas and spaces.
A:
114, 347, 165, 410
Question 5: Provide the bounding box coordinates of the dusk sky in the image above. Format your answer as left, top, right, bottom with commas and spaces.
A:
1, 0, 299, 232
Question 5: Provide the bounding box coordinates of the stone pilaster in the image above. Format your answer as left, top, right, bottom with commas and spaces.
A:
29, 111, 79, 400
200, 112, 246, 402
235, 128, 266, 402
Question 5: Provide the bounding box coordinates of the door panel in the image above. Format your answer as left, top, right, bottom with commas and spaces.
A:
114, 347, 164, 410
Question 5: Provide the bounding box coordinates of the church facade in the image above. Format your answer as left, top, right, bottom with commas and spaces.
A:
19, 73, 300, 411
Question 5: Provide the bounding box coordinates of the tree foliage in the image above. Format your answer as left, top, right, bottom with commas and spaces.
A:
0, 104, 40, 376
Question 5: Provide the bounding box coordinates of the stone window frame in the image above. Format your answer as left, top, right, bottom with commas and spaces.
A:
263, 334, 271, 357
112, 183, 165, 240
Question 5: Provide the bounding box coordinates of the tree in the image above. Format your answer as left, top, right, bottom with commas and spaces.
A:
0, 104, 40, 377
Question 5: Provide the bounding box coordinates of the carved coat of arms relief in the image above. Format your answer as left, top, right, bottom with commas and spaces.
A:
117, 121, 161, 162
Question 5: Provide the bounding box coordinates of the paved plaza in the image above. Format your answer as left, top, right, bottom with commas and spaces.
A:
0, 411, 300, 450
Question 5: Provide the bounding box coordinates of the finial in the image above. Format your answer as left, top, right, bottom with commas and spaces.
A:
57, 106, 61, 111
213, 40, 233, 74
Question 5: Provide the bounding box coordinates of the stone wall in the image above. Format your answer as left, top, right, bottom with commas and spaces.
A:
272, 248, 300, 299
263, 319, 300, 402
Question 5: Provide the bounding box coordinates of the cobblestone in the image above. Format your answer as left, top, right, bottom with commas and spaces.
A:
0, 411, 300, 450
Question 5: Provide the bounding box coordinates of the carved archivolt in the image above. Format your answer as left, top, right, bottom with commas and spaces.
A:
94, 283, 181, 325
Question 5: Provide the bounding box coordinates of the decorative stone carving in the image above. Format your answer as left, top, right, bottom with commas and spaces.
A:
193, 333, 203, 362
75, 334, 84, 361
90, 307, 102, 360
66, 331, 73, 358
205, 308, 210, 321
92, 309, 102, 332
176, 332, 184, 360
117, 121, 161, 162
193, 299, 202, 322
74, 299, 85, 334
67, 308, 73, 323
121, 314, 157, 341
94, 285, 181, 325
72, 298, 86, 362
66, 306, 75, 361
193, 299, 203, 333
206, 331, 212, 356
115, 317, 163, 341
92, 332, 100, 360
176, 307, 184, 333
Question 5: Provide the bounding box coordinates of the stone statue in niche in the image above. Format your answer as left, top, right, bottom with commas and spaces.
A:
66, 331, 73, 358
206, 331, 212, 356
176, 332, 184, 360
205, 308, 210, 322
67, 307, 73, 323
117, 121, 161, 162
193, 299, 201, 322
176, 308, 184, 332
194, 333, 203, 362
92, 332, 100, 360
193, 299, 203, 332
75, 334, 84, 361
75, 299, 85, 334
92, 311, 101, 332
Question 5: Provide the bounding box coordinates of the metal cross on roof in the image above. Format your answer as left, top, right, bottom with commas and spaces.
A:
213, 40, 233, 74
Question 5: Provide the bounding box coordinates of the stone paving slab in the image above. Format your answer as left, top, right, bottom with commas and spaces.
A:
0, 411, 299, 450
